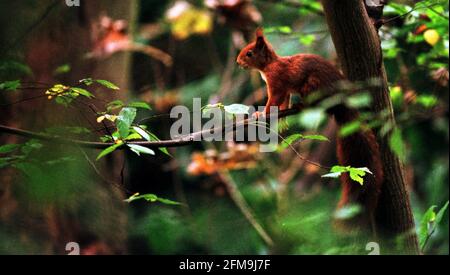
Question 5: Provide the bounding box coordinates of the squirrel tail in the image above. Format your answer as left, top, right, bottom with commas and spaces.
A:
329, 104, 384, 234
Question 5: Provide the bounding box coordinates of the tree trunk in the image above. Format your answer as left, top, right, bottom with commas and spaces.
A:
321, 0, 419, 254
0, 0, 137, 254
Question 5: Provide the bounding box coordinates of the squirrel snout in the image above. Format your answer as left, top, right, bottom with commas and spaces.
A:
236, 58, 248, 69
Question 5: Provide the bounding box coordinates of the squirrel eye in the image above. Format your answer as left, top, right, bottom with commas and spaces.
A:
246, 51, 253, 57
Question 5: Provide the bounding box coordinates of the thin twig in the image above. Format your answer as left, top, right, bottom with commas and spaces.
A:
218, 171, 274, 247
382, 3, 442, 26
79, 147, 131, 194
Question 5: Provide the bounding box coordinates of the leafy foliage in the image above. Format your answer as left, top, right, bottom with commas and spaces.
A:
322, 166, 373, 185
0, 80, 20, 91
116, 107, 137, 139
418, 201, 449, 251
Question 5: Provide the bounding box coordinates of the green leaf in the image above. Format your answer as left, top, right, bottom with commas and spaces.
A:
266, 26, 292, 34
419, 205, 437, 250
96, 79, 120, 90
435, 201, 449, 225
157, 197, 183, 205
127, 144, 155, 156
352, 167, 373, 174
385, 3, 410, 14
389, 128, 406, 162
124, 133, 143, 140
54, 64, 71, 75
346, 92, 372, 108
125, 193, 158, 202
302, 135, 329, 142
333, 204, 363, 220
0, 144, 20, 154
71, 87, 94, 98
279, 134, 302, 150
339, 121, 361, 137
278, 26, 292, 34
132, 127, 171, 157
349, 168, 366, 185
224, 104, 250, 115
321, 172, 342, 178
128, 101, 152, 110
80, 78, 94, 86
416, 95, 438, 108
96, 143, 123, 160
299, 34, 315, 46
107, 100, 124, 111
322, 166, 372, 185
418, 201, 450, 251
158, 147, 171, 156
322, 165, 347, 178
279, 133, 328, 150
330, 165, 349, 173
133, 126, 151, 141
0, 80, 21, 91
116, 107, 137, 138
124, 193, 181, 205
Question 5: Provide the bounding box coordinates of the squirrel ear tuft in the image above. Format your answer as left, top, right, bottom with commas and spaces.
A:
255, 27, 264, 38
255, 28, 266, 50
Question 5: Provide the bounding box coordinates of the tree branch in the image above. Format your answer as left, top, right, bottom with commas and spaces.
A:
0, 108, 300, 149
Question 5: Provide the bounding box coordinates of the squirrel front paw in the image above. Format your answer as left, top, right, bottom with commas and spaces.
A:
252, 111, 266, 119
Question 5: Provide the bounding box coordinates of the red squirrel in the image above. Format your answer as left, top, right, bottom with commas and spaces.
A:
237, 28, 384, 233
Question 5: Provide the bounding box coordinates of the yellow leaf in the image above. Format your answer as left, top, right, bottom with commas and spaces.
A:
193, 11, 212, 34
104, 114, 118, 122
170, 8, 212, 40
424, 29, 440, 46
97, 116, 105, 123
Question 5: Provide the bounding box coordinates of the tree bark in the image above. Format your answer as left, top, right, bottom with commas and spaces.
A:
321, 0, 419, 254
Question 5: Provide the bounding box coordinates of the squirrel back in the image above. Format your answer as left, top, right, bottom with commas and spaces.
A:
237, 28, 384, 233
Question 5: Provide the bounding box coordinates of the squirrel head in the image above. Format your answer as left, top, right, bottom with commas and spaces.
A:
236, 28, 277, 70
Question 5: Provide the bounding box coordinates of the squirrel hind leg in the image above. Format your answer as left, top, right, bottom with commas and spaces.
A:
277, 96, 291, 132
280, 95, 290, 110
